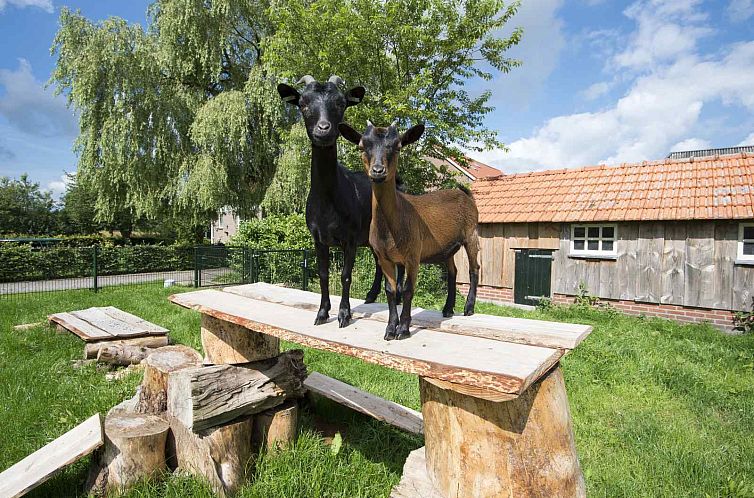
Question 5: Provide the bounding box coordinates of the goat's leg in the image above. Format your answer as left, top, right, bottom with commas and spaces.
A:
464, 231, 481, 316
365, 250, 382, 304
395, 264, 417, 340
314, 241, 331, 325
395, 264, 405, 305
337, 245, 356, 328
379, 259, 400, 340
443, 256, 458, 317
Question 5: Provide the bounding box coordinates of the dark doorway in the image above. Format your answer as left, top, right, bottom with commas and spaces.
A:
514, 249, 554, 306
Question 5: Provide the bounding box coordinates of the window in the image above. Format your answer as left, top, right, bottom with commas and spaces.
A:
739, 223, 754, 262
570, 224, 617, 257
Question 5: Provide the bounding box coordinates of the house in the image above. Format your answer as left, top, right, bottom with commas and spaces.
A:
209, 207, 242, 244
426, 155, 502, 183
453, 149, 754, 330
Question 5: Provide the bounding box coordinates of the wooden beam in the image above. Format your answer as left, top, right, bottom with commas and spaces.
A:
225, 283, 591, 350
170, 289, 564, 396
304, 372, 423, 435
48, 312, 112, 341
0, 414, 103, 498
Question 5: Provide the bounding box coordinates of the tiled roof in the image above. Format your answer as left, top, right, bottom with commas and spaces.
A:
472, 153, 754, 223
427, 156, 502, 180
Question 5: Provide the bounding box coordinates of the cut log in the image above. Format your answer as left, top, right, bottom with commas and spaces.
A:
201, 314, 280, 365
97, 344, 153, 366
0, 414, 103, 498
167, 415, 253, 497
304, 372, 423, 435
390, 447, 443, 498
420, 365, 585, 498
86, 412, 169, 496
168, 350, 307, 431
84, 335, 169, 359
137, 345, 202, 414
12, 322, 43, 331
252, 400, 299, 451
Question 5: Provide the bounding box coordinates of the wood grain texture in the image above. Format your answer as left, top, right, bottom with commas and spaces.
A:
252, 401, 299, 451
170, 290, 564, 395
167, 350, 307, 431
201, 314, 280, 365
226, 283, 591, 350
137, 345, 202, 414
420, 366, 585, 498
48, 312, 112, 341
99, 307, 169, 334
636, 222, 664, 303
84, 336, 169, 359
0, 414, 103, 498
96, 344, 153, 366
713, 221, 737, 310
304, 372, 423, 435
685, 222, 716, 308
389, 447, 444, 498
72, 308, 154, 337
660, 222, 686, 304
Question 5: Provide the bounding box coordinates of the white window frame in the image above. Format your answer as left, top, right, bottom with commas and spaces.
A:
570, 224, 618, 257
738, 222, 754, 263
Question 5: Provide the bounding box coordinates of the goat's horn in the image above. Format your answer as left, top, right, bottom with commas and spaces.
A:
390, 119, 398, 129
328, 75, 345, 86
366, 120, 374, 128
297, 75, 316, 86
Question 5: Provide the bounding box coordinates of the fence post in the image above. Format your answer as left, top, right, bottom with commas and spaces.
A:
193, 247, 200, 288
92, 245, 99, 292
301, 249, 309, 291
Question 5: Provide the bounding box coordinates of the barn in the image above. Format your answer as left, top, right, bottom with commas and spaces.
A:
454, 150, 754, 330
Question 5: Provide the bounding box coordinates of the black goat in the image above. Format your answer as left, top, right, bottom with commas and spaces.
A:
278, 75, 396, 327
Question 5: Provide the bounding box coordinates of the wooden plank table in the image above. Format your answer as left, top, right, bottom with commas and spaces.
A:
48, 307, 169, 343
170, 284, 592, 498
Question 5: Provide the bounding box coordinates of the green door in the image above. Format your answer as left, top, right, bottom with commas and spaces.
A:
514, 249, 554, 306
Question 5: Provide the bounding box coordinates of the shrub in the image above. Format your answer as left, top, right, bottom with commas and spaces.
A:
733, 297, 754, 334
229, 214, 312, 250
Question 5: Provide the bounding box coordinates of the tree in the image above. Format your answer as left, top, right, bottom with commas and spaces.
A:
51, 0, 521, 219
0, 174, 58, 235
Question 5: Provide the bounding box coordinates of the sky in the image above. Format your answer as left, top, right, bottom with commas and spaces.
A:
0, 0, 753, 197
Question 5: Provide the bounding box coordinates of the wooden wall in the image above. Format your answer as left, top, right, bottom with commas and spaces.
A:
463, 220, 754, 312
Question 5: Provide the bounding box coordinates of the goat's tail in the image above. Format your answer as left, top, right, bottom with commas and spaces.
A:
457, 184, 473, 197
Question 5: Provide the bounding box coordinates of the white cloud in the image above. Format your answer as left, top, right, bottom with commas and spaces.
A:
46, 174, 71, 199
670, 137, 712, 152
581, 82, 611, 101
727, 0, 754, 21
739, 132, 754, 146
0, 59, 78, 139
0, 0, 53, 13
477, 0, 754, 172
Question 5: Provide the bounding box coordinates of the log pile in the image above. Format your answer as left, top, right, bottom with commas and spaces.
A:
87, 318, 305, 497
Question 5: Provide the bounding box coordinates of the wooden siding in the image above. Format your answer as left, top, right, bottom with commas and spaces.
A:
470, 220, 754, 312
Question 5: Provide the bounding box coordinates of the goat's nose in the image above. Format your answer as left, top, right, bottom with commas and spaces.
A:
316, 121, 331, 132
371, 164, 386, 175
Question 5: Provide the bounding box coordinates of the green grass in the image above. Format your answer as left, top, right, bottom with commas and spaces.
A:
1, 285, 754, 497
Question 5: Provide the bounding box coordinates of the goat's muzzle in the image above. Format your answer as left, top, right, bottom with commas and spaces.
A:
369, 165, 387, 183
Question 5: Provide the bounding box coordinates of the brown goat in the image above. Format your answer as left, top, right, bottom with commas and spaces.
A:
339, 121, 481, 340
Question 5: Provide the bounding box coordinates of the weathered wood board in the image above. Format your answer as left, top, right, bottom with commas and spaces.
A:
0, 414, 103, 498
225, 283, 591, 350
305, 372, 423, 435
170, 289, 564, 396
48, 307, 169, 342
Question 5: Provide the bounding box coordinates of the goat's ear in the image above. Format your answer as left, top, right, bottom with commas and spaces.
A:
345, 86, 366, 107
277, 83, 300, 106
338, 122, 362, 145
400, 124, 425, 147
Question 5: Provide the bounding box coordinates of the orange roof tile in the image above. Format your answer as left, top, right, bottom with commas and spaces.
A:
472, 153, 754, 223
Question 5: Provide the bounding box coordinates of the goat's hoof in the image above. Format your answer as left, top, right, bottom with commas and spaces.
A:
442, 309, 454, 318
314, 310, 329, 325
395, 325, 410, 340
364, 293, 378, 304
463, 307, 475, 316
384, 325, 397, 341
337, 310, 352, 328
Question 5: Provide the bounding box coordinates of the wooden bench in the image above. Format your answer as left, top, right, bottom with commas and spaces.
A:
170, 283, 592, 498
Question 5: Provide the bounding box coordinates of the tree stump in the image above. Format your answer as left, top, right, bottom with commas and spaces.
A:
137, 345, 202, 414
252, 400, 299, 451
97, 344, 153, 366
201, 314, 279, 365
84, 335, 169, 359
87, 412, 169, 496
419, 365, 585, 498
167, 415, 254, 497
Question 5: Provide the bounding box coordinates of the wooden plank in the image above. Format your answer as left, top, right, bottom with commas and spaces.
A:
71, 308, 153, 338
617, 223, 639, 300
685, 222, 716, 308
732, 264, 754, 311
713, 221, 737, 310
304, 372, 423, 435
488, 224, 505, 287
0, 414, 103, 498
47, 312, 112, 341
660, 222, 686, 305
226, 283, 591, 350
170, 289, 565, 395
636, 222, 664, 303
99, 307, 169, 334
478, 224, 495, 286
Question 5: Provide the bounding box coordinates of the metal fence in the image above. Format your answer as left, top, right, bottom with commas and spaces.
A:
0, 245, 387, 298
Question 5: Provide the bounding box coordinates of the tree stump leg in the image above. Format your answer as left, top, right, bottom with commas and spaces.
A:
420, 365, 585, 498
252, 400, 299, 451
201, 314, 280, 365
87, 412, 170, 496
137, 345, 202, 414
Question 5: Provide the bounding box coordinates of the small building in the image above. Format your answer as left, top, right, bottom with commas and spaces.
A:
426, 156, 502, 184
454, 150, 754, 330
210, 207, 242, 245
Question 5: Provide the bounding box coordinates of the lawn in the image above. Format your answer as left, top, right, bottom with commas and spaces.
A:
1, 284, 754, 497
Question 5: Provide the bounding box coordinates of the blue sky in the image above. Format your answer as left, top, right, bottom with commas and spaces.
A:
1, 0, 753, 197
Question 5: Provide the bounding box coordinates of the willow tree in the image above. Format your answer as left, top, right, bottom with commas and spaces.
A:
51, 0, 284, 235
